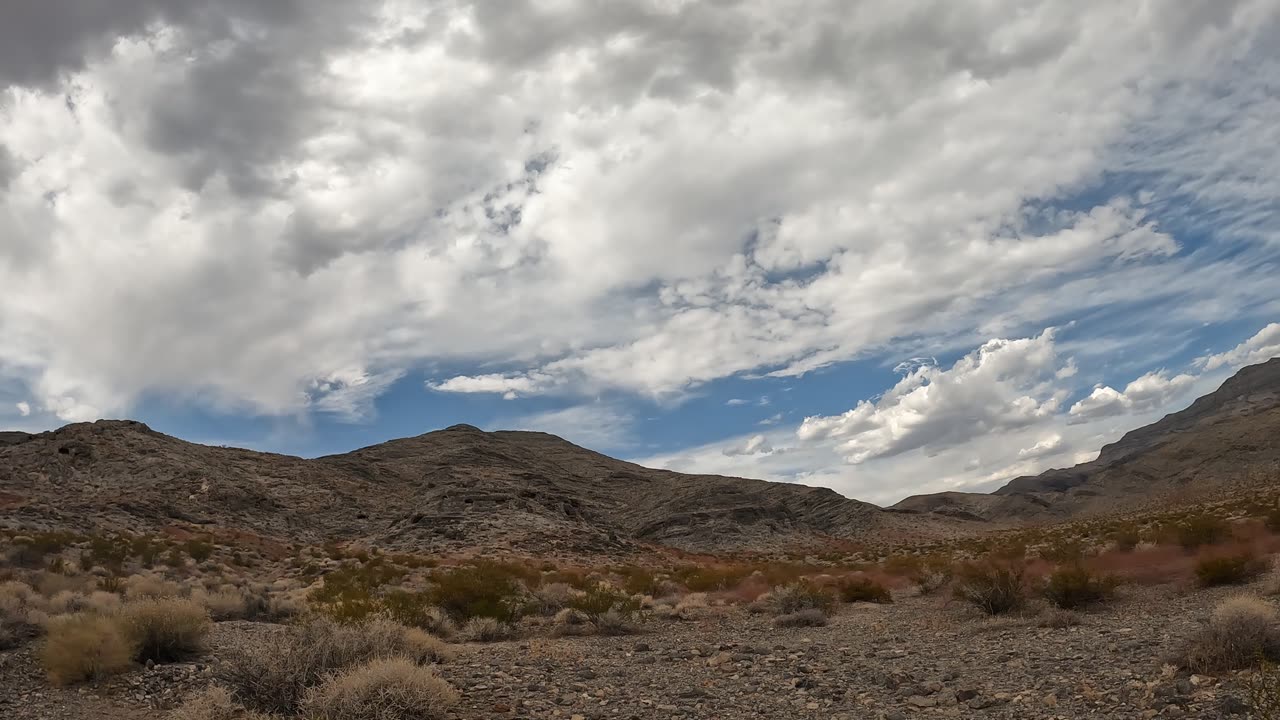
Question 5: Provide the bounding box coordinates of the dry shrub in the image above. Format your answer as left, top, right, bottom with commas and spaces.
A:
1246, 660, 1280, 720
300, 657, 458, 720
1181, 595, 1280, 672
36, 571, 89, 596
400, 628, 454, 664
48, 590, 89, 615
118, 597, 211, 663
169, 686, 273, 720
550, 608, 591, 637
40, 613, 134, 685
774, 608, 828, 628
1090, 544, 1191, 586
835, 576, 892, 604
124, 574, 183, 600
954, 560, 1026, 615
462, 616, 516, 642
1042, 564, 1119, 609
1195, 549, 1269, 587
532, 582, 577, 614
595, 607, 639, 636
195, 589, 249, 621
771, 581, 837, 615
218, 617, 436, 715
85, 591, 122, 615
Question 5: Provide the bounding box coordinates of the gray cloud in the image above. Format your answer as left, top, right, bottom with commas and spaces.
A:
0, 0, 1278, 429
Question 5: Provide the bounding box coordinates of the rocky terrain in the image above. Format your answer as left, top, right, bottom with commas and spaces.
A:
0, 420, 966, 559
1, 578, 1269, 720
894, 358, 1280, 523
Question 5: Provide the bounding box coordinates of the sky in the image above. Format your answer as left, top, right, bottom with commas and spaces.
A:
1, 1, 1279, 506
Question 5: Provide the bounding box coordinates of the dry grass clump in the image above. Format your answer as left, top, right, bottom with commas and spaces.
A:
774, 608, 828, 628
169, 686, 274, 720
1042, 564, 1119, 609
300, 657, 458, 720
123, 574, 184, 600
532, 582, 578, 615
400, 627, 455, 664
954, 560, 1026, 615
550, 608, 592, 637
462, 616, 517, 642
40, 613, 134, 685
1195, 549, 1269, 588
1181, 595, 1280, 672
193, 588, 250, 621
218, 617, 445, 715
118, 597, 211, 663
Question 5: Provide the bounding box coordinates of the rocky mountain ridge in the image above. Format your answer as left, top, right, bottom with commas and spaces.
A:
0, 420, 958, 557
894, 357, 1280, 521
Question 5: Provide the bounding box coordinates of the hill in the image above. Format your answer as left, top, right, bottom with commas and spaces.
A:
0, 420, 958, 558
894, 357, 1280, 521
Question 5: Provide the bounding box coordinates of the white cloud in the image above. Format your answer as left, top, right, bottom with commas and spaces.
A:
15, 401, 30, 417
1017, 434, 1062, 459
1197, 323, 1280, 371
499, 403, 633, 450
725, 398, 748, 406
639, 331, 1236, 505
723, 434, 773, 457
0, 1, 1276, 439
428, 373, 555, 398
1068, 370, 1197, 422
797, 330, 1066, 464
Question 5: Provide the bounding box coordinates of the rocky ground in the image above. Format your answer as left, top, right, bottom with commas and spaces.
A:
2, 581, 1268, 719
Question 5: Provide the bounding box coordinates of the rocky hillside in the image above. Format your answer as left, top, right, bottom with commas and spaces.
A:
894, 357, 1280, 521
0, 420, 959, 558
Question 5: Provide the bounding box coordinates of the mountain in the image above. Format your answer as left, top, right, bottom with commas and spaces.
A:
0, 420, 960, 558
894, 357, 1280, 521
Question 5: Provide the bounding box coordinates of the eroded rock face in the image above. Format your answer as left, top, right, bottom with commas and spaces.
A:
894, 357, 1280, 522
0, 418, 960, 558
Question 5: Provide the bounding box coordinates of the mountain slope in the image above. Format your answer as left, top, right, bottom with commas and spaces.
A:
894, 357, 1280, 521
0, 421, 957, 557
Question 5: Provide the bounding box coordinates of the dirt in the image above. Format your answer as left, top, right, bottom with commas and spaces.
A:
2, 581, 1266, 719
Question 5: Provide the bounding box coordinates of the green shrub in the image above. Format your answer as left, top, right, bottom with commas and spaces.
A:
1042, 564, 1119, 609
835, 576, 892, 604
428, 562, 528, 622
1195, 550, 1268, 587
954, 560, 1026, 615
40, 613, 134, 685
1178, 515, 1229, 550
118, 597, 211, 663
567, 585, 642, 624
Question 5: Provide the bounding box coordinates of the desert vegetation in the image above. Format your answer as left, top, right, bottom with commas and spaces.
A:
7, 494, 1280, 718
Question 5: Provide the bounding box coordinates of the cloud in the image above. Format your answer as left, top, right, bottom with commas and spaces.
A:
723, 434, 773, 457
725, 398, 748, 406
0, 0, 1276, 429
15, 401, 30, 417
639, 331, 1234, 505
500, 403, 633, 450
797, 330, 1066, 464
1068, 370, 1197, 422
1197, 323, 1280, 371
1017, 434, 1062, 459
428, 373, 555, 399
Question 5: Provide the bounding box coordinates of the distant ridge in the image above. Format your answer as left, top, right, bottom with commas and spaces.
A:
894, 357, 1280, 521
